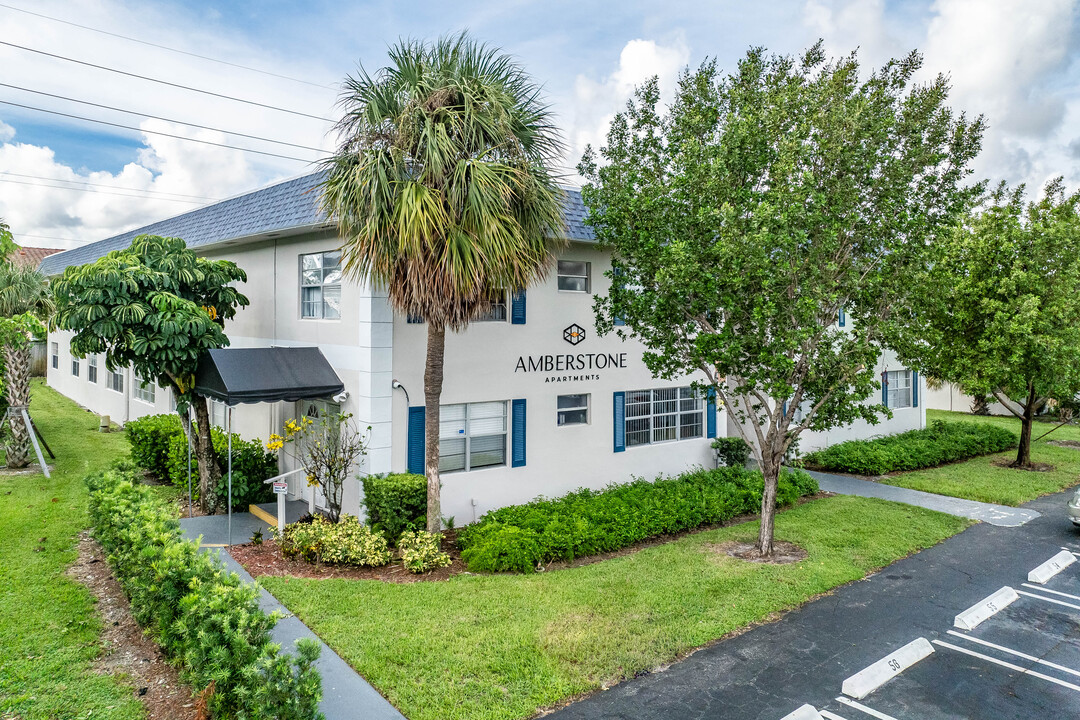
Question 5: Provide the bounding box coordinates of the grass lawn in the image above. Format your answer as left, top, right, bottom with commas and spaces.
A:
0, 379, 143, 719
877, 409, 1080, 506
265, 495, 969, 720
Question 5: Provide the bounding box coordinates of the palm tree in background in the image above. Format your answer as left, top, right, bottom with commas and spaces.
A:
0, 262, 53, 467
321, 32, 567, 531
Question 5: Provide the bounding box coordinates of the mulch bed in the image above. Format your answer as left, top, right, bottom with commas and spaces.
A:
67, 532, 199, 720
710, 540, 808, 564
231, 492, 833, 582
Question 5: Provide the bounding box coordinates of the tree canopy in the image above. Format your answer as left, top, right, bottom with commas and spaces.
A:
580, 43, 984, 554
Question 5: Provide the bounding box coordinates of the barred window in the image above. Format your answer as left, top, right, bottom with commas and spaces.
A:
624, 387, 703, 447
475, 289, 508, 322
439, 401, 507, 473
299, 251, 342, 319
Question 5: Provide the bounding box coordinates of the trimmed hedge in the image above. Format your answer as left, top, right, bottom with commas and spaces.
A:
126, 413, 184, 479
803, 419, 1019, 476
361, 473, 427, 543
166, 427, 278, 510
86, 464, 324, 719
457, 466, 818, 573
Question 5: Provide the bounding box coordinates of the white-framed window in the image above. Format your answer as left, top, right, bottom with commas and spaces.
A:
87, 355, 98, 383
50, 342, 58, 369
299, 250, 342, 319
557, 393, 589, 426
301, 398, 341, 421
886, 369, 913, 409
71, 357, 79, 377
134, 376, 156, 404
440, 401, 507, 473
210, 398, 227, 428
557, 260, 590, 293
625, 387, 703, 447
475, 289, 508, 322
107, 368, 124, 393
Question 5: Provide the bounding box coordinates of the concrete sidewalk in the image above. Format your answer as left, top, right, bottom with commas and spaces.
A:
804, 469, 1042, 527
179, 499, 309, 546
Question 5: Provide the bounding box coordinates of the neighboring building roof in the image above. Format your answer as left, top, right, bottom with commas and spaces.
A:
38, 171, 595, 276
13, 245, 62, 269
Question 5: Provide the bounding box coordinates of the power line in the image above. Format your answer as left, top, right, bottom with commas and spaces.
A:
0, 83, 329, 153
0, 171, 221, 201
0, 176, 205, 204
0, 99, 318, 163
11, 233, 77, 244
0, 2, 337, 90
0, 40, 333, 122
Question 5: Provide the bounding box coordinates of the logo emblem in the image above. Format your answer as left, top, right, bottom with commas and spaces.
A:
563, 324, 586, 346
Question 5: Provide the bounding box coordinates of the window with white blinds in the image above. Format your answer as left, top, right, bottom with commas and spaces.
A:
439, 401, 507, 472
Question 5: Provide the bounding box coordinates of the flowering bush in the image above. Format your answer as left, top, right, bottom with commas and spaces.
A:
277, 514, 390, 567
397, 530, 452, 574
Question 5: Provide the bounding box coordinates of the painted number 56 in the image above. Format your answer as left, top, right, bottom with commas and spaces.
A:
888, 658, 902, 672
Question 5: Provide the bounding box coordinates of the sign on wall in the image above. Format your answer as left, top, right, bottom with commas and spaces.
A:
513, 323, 629, 383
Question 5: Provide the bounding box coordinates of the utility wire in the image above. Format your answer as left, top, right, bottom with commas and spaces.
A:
0, 100, 318, 163
11, 233, 78, 244
0, 40, 333, 122
0, 83, 329, 153
0, 171, 221, 201
0, 177, 205, 204
0, 2, 337, 90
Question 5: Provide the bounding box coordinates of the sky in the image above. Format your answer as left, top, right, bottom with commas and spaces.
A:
0, 0, 1077, 250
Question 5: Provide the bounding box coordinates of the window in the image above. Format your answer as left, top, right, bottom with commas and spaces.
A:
624, 387, 703, 447
557, 394, 589, 426
299, 250, 342, 319
71, 357, 79, 377
87, 355, 98, 383
886, 369, 913, 409
107, 368, 124, 393
439, 401, 507, 472
50, 342, 58, 369
134, 376, 156, 404
557, 260, 590, 292
301, 398, 340, 421
475, 289, 508, 322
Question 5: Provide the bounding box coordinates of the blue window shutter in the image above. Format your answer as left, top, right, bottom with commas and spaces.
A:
613, 391, 626, 452
912, 371, 919, 407
407, 406, 425, 474
511, 291, 526, 325
511, 399, 527, 467
782, 400, 788, 418
706, 388, 717, 439
881, 371, 889, 408
838, 308, 846, 327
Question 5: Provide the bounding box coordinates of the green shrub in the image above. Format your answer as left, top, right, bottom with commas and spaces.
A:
397, 530, 452, 573
804, 420, 1018, 475
457, 466, 817, 573
712, 436, 751, 467
126, 413, 184, 479
85, 464, 323, 719
277, 514, 391, 567
361, 473, 426, 543
165, 428, 278, 511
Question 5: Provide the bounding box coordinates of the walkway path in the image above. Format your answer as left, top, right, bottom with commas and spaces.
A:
804, 469, 1041, 527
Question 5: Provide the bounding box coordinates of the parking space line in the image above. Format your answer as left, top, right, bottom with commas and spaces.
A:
946, 630, 1080, 679
1059, 547, 1080, 559
834, 697, 898, 719
933, 640, 1080, 693
819, 711, 851, 720
1017, 589, 1080, 611
1022, 583, 1080, 602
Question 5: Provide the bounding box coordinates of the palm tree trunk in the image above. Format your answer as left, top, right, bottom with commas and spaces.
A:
191, 394, 220, 514
4, 342, 31, 468
424, 321, 445, 533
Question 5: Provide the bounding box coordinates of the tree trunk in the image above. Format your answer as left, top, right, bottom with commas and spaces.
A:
5, 342, 31, 468
756, 444, 782, 557
424, 321, 445, 533
1015, 383, 1037, 468
191, 394, 220, 514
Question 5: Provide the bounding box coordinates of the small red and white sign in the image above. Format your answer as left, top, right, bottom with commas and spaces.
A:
272, 481, 288, 495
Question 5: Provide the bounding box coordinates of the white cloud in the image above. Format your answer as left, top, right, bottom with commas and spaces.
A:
0, 121, 13, 143
803, 0, 903, 68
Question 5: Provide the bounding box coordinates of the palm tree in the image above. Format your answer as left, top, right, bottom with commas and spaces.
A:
0, 263, 53, 467
321, 33, 566, 531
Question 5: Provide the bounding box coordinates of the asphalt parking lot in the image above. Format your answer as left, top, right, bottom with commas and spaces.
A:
547, 489, 1080, 720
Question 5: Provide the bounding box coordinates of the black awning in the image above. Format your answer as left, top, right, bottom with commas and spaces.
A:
193, 347, 345, 406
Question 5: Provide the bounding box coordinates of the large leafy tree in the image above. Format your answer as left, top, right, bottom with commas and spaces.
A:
0, 263, 52, 467
0, 218, 16, 260
892, 180, 1080, 468
581, 44, 983, 556
321, 33, 566, 532
52, 234, 248, 512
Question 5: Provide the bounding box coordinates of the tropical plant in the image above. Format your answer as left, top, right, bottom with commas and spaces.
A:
321, 32, 566, 531
51, 234, 249, 511
580, 44, 983, 556
0, 263, 53, 467
0, 218, 16, 261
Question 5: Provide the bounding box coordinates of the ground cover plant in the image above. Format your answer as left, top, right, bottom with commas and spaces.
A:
803, 419, 1017, 475
879, 410, 1080, 505
265, 495, 970, 720
0, 380, 144, 719
458, 466, 818, 573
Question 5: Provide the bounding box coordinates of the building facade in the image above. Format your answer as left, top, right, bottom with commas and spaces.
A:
41, 172, 924, 522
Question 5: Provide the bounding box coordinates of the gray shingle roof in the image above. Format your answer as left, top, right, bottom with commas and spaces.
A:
38, 171, 594, 276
